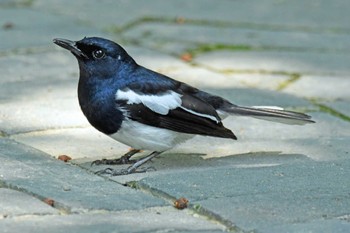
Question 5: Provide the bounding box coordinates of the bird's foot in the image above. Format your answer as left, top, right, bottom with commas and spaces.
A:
91, 149, 141, 166
94, 151, 162, 176
91, 157, 135, 166
95, 166, 156, 176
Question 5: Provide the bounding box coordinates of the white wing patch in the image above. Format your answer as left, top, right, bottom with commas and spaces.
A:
180, 107, 220, 123
116, 88, 221, 123
251, 106, 284, 110
116, 89, 182, 115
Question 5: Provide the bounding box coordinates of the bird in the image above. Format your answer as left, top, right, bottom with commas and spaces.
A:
53, 37, 315, 175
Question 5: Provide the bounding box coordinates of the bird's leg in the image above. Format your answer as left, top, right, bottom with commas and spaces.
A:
95, 151, 162, 176
91, 148, 141, 166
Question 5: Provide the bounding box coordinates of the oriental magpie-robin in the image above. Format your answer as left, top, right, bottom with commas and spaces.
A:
53, 37, 314, 175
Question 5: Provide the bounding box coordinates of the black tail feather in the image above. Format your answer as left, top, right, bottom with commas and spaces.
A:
223, 106, 315, 125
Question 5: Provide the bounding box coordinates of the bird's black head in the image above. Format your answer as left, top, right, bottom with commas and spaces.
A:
53, 37, 136, 79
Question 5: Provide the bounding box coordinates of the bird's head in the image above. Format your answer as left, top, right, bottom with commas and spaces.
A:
53, 37, 135, 79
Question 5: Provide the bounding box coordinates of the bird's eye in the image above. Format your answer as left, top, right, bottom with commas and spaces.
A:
92, 49, 105, 59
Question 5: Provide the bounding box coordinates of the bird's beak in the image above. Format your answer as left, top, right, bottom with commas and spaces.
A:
53, 38, 88, 59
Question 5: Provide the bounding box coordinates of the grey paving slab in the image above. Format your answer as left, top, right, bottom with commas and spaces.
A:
327, 100, 350, 117
0, 1, 349, 232
282, 75, 350, 100
0, 0, 31, 7
263, 218, 350, 233
195, 50, 350, 76
0, 51, 87, 134
139, 159, 350, 232
166, 67, 291, 90
0, 8, 106, 52
0, 188, 58, 217
100, 152, 313, 185
11, 127, 130, 160
124, 46, 188, 73
33, 0, 350, 30
124, 23, 350, 53
0, 51, 78, 86
0, 138, 165, 212
0, 207, 224, 233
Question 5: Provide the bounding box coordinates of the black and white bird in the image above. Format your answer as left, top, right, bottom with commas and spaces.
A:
53, 37, 314, 175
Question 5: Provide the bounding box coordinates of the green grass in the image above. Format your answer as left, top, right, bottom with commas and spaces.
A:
276, 73, 301, 91
310, 101, 350, 122
186, 43, 253, 57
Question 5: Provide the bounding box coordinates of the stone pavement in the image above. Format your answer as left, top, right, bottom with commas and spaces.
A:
1, 0, 350, 232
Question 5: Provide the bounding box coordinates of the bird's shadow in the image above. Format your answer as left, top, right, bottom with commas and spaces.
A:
76, 151, 311, 175
154, 151, 310, 170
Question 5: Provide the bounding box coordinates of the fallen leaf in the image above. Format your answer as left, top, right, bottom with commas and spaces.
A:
44, 198, 55, 207
174, 197, 189, 209
58, 155, 72, 162
175, 17, 186, 24
180, 53, 193, 62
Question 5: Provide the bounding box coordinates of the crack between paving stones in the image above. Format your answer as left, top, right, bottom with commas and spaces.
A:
119, 38, 339, 78
0, 180, 73, 215
0, 130, 8, 137
189, 62, 343, 78
125, 181, 249, 233
309, 100, 350, 122
190, 61, 304, 77
184, 43, 349, 56
275, 73, 301, 91
117, 35, 344, 78
72, 163, 127, 187
0, 144, 132, 216
0, 165, 145, 217
119, 33, 349, 61
108, 15, 350, 35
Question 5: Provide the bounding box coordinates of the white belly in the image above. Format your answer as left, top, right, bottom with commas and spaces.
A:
109, 119, 193, 151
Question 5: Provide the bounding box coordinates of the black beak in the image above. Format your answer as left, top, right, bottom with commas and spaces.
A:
53, 38, 88, 59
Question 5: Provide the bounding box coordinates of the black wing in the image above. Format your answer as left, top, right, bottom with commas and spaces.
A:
120, 102, 236, 139
116, 82, 236, 140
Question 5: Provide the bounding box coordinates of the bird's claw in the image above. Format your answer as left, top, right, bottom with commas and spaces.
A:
95, 166, 156, 176
91, 157, 135, 166
94, 168, 129, 176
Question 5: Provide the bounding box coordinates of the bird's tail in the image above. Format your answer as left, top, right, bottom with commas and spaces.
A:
222, 105, 315, 125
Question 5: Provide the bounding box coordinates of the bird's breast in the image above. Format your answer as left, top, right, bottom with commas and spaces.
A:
78, 81, 124, 135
